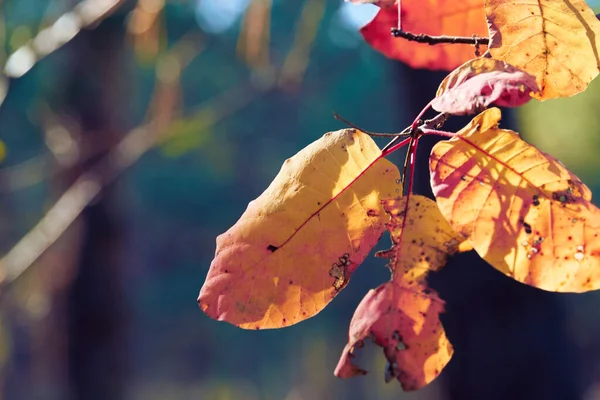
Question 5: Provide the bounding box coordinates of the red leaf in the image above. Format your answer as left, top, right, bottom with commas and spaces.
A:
334, 281, 452, 391
335, 196, 464, 390
431, 58, 539, 115
360, 0, 488, 70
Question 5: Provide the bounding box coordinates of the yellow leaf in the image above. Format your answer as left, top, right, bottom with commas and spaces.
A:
377, 196, 468, 285
198, 129, 401, 329
430, 107, 600, 292
485, 0, 600, 100
335, 196, 465, 390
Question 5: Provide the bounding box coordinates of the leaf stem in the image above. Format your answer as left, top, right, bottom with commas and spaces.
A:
381, 136, 411, 157
411, 101, 433, 131
407, 138, 419, 195
380, 112, 450, 157
391, 29, 490, 46
420, 127, 455, 138
401, 136, 414, 194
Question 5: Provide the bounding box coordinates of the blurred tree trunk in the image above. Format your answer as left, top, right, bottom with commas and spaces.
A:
395, 65, 584, 400
62, 16, 130, 400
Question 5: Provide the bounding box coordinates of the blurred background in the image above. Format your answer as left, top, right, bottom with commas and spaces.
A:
2, 0, 600, 399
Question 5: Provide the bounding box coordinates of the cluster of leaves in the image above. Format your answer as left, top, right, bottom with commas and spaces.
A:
199, 0, 600, 392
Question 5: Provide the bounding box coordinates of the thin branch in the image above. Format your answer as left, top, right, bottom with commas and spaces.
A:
391, 29, 490, 46
423, 113, 450, 130
0, 0, 126, 107
420, 127, 456, 138
0, 82, 270, 293
333, 113, 409, 137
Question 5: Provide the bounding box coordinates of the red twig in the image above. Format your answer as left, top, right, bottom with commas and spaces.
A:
411, 101, 432, 131
381, 136, 411, 157
407, 138, 419, 195
420, 127, 455, 138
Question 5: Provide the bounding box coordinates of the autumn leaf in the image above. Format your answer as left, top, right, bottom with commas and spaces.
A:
430, 108, 600, 292
432, 57, 539, 115
198, 129, 401, 329
360, 0, 488, 70
335, 196, 465, 390
485, 0, 600, 100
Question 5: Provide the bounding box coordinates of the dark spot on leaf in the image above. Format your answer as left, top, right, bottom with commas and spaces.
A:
367, 209, 379, 217
289, 280, 293, 284
255, 326, 260, 330
224, 269, 228, 273
523, 222, 532, 234
568, 236, 573, 241
532, 195, 540, 206
267, 245, 279, 252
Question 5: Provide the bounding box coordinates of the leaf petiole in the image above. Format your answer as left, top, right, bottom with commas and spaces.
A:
411, 101, 433, 131
407, 137, 419, 195
381, 135, 411, 157
420, 127, 455, 138
401, 136, 414, 194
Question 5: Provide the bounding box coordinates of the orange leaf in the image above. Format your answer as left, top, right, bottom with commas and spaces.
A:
430, 108, 600, 292
486, 0, 600, 100
198, 129, 400, 329
361, 0, 488, 70
335, 196, 464, 390
432, 57, 539, 115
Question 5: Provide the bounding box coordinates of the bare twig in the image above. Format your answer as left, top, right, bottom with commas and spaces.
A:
0, 82, 270, 293
391, 29, 490, 46
0, 0, 125, 107
333, 113, 410, 138
422, 113, 450, 130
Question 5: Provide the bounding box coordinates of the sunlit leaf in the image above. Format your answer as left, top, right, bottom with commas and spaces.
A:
432, 57, 539, 115
360, 0, 488, 70
430, 108, 600, 292
198, 129, 401, 329
335, 196, 465, 390
485, 0, 600, 99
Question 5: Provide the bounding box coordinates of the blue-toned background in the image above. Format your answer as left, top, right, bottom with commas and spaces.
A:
2, 1, 600, 399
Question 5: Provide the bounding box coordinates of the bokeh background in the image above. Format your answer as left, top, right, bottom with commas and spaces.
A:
2, 1, 600, 399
